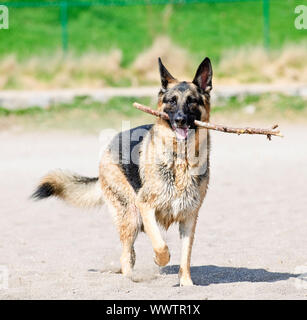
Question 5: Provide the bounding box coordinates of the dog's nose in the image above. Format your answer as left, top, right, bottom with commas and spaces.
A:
175, 114, 186, 126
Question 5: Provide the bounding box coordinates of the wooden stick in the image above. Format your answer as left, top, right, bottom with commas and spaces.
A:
133, 102, 283, 140
133, 102, 169, 120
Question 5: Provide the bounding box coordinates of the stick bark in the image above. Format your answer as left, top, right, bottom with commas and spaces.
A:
133, 102, 283, 140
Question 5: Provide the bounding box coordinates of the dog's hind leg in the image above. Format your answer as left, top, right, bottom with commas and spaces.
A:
99, 149, 143, 276
117, 205, 140, 276
120, 236, 136, 276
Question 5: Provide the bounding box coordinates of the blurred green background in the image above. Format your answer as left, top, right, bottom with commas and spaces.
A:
1, 0, 306, 65
0, 0, 306, 131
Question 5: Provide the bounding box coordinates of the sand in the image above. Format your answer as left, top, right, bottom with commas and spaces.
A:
0, 125, 307, 299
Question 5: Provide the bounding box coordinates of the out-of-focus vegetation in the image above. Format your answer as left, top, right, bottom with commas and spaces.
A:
0, 0, 306, 89
1, 41, 307, 89
1, 94, 306, 133
2, 1, 306, 64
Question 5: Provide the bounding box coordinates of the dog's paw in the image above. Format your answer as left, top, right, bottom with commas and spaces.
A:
179, 277, 194, 286
154, 245, 170, 266
120, 266, 133, 277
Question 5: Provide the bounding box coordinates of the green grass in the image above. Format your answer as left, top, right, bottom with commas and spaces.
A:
0, 96, 151, 116
0, 94, 306, 132
0, 96, 154, 132
212, 94, 307, 113
1, 0, 306, 65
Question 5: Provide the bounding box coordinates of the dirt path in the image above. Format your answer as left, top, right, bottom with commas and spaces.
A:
0, 125, 307, 299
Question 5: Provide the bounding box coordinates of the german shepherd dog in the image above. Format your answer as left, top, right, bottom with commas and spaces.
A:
32, 57, 212, 286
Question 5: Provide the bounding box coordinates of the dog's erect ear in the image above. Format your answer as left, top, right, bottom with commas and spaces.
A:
192, 57, 213, 92
158, 57, 176, 90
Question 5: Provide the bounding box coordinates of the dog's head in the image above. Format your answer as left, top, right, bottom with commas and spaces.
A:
157, 57, 212, 140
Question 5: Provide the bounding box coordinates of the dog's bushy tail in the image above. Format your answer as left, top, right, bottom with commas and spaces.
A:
31, 170, 104, 208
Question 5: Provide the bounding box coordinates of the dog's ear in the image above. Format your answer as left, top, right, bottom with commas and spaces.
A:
158, 57, 176, 90
192, 57, 213, 92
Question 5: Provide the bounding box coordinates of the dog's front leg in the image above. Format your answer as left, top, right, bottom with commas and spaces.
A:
137, 201, 170, 266
178, 214, 198, 286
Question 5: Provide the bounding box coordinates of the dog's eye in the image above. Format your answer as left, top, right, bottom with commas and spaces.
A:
163, 96, 176, 106
169, 97, 177, 105
187, 96, 197, 105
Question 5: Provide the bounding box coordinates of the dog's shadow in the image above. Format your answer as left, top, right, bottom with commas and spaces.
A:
161, 265, 298, 286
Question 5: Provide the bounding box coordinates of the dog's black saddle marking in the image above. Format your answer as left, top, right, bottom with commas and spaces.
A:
108, 124, 153, 192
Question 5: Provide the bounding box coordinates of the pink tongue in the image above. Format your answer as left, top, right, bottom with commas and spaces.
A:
175, 128, 188, 140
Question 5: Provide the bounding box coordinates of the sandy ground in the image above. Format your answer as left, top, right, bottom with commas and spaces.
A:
0, 124, 307, 300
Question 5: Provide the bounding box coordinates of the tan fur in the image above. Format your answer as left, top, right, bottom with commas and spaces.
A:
34, 58, 213, 286
98, 99, 210, 284
38, 170, 104, 208
99, 151, 142, 275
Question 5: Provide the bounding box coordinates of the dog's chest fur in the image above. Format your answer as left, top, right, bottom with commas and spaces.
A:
138, 125, 210, 221
156, 158, 203, 216
108, 124, 210, 224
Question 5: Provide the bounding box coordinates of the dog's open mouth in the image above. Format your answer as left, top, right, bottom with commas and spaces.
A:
173, 126, 189, 140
